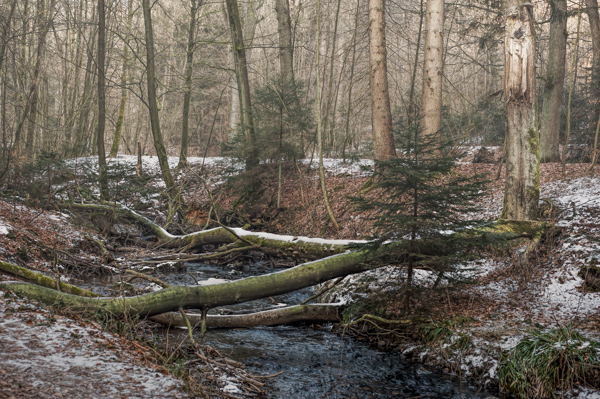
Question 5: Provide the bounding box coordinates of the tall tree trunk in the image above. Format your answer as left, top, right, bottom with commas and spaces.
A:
420, 0, 444, 145
502, 1, 539, 220
316, 0, 339, 230
342, 0, 362, 162
275, 0, 304, 152
323, 0, 342, 155
368, 0, 396, 161
275, 0, 295, 85
540, 0, 567, 163
586, 0, 600, 141
109, 0, 133, 158
24, 79, 38, 161
179, 0, 200, 168
13, 0, 52, 159
97, 0, 108, 199
407, 0, 425, 128
0, 0, 18, 76
224, 0, 258, 170
141, 0, 184, 211
74, 9, 97, 157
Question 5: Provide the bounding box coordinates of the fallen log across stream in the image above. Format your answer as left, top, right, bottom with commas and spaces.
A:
0, 202, 553, 329
0, 261, 342, 328
151, 304, 341, 328
61, 202, 357, 260
0, 249, 373, 318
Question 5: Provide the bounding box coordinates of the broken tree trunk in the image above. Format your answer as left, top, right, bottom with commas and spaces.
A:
151, 304, 340, 328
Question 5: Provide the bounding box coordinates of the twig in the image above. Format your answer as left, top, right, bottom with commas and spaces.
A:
301, 276, 345, 305
125, 269, 170, 288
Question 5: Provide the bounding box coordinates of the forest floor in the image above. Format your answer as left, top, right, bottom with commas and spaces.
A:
0, 148, 599, 397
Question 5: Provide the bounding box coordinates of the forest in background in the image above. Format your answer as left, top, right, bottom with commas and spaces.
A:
0, 0, 597, 165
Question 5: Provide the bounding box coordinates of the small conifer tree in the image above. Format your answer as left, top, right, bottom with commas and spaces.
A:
352, 128, 491, 312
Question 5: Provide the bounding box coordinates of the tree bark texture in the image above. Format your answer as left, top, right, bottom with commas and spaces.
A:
13, 0, 52, 157
586, 0, 600, 139
225, 0, 259, 170
179, 0, 200, 168
275, 0, 295, 85
0, 0, 17, 76
109, 0, 133, 158
368, 0, 396, 161
141, 0, 182, 204
420, 0, 444, 144
540, 0, 567, 163
502, 1, 539, 220
97, 0, 108, 199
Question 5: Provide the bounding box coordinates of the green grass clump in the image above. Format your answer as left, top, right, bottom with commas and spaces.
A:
499, 325, 600, 398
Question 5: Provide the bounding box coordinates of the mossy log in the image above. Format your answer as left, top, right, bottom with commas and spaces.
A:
0, 261, 338, 328
62, 202, 354, 258
0, 250, 373, 318
0, 261, 99, 298
151, 304, 340, 328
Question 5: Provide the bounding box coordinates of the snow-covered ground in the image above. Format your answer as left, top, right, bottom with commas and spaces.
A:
0, 289, 185, 398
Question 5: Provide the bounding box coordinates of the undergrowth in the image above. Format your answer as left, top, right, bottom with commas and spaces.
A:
499, 325, 600, 398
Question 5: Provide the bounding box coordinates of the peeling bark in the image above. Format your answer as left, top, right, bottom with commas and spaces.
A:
502, 1, 539, 220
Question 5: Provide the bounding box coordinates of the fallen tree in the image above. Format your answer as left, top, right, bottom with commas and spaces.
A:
0, 249, 373, 318
62, 202, 356, 259
0, 204, 552, 329
151, 304, 341, 328
0, 260, 341, 328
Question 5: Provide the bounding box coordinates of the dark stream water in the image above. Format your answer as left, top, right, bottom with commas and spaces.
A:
83, 261, 495, 398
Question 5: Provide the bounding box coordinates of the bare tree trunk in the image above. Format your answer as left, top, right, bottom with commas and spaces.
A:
342, 0, 361, 162
0, 0, 17, 76
407, 0, 425, 128
420, 0, 444, 145
225, 0, 258, 170
502, 1, 539, 220
315, 0, 339, 230
275, 0, 295, 85
368, 0, 396, 161
179, 0, 201, 168
109, 0, 133, 158
227, 47, 239, 138
562, 6, 582, 175
323, 0, 341, 154
13, 0, 52, 159
74, 10, 97, 157
97, 0, 108, 199
586, 0, 600, 141
540, 0, 567, 163
141, 0, 184, 210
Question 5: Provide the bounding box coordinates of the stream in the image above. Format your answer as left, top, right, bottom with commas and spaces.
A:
83, 260, 496, 398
